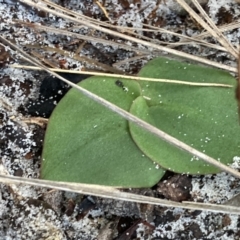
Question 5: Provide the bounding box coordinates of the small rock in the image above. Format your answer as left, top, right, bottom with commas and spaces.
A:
157, 174, 192, 202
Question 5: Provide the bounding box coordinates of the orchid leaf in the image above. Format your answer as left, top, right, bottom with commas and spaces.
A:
41, 77, 165, 187
129, 57, 239, 174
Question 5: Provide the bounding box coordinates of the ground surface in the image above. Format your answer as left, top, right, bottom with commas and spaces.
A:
1, 0, 240, 239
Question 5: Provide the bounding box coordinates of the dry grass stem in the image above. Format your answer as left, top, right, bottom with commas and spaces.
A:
95, 0, 110, 20
11, 21, 149, 54
20, 117, 48, 128
0, 174, 240, 215
19, 0, 237, 73
10, 64, 234, 88
142, 24, 229, 51
176, 0, 238, 58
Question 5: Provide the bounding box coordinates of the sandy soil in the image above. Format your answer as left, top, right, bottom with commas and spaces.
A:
1, 0, 240, 239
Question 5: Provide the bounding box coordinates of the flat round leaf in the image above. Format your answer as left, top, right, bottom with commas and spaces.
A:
41, 77, 164, 187
129, 57, 240, 174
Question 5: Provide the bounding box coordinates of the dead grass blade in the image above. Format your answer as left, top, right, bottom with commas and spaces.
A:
191, 20, 240, 42
11, 21, 149, 54
0, 174, 240, 215
19, 0, 237, 73
176, 0, 238, 58
10, 64, 233, 88
142, 23, 229, 52
27, 45, 125, 74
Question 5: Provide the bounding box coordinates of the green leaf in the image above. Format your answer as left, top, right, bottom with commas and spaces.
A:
41, 77, 165, 187
129, 57, 240, 174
